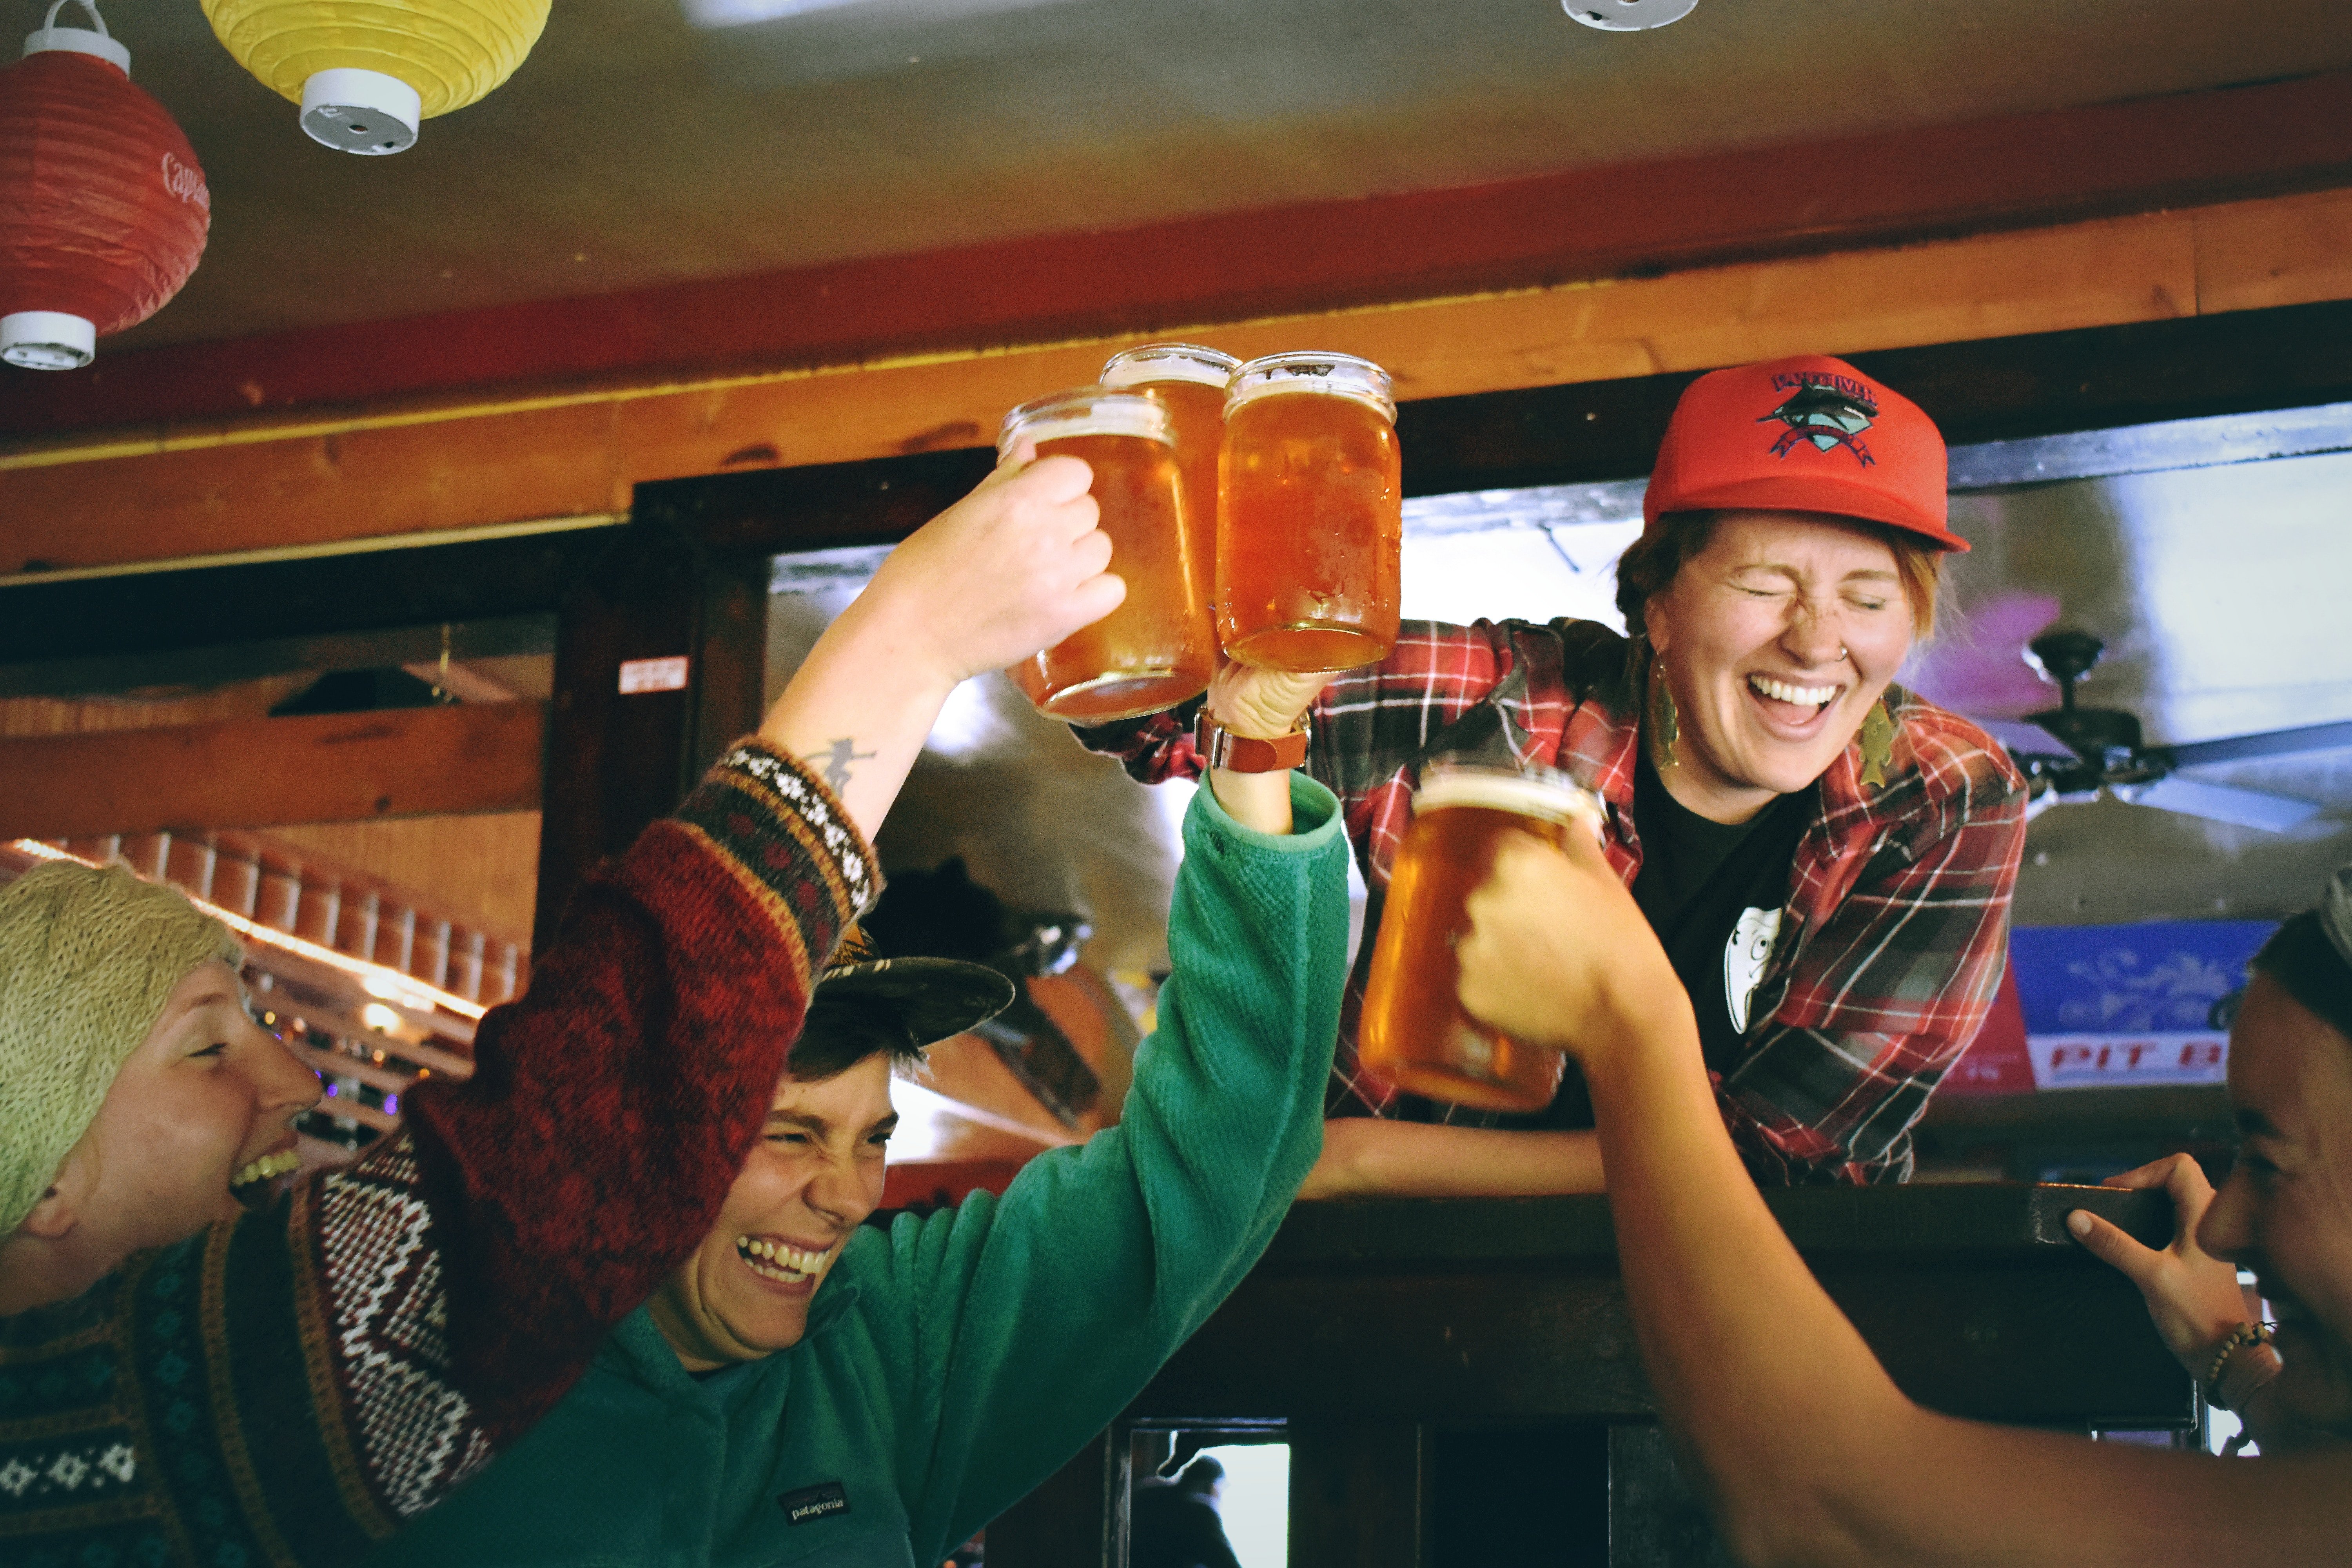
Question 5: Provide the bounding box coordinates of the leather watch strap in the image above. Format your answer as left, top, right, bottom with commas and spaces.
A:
1195, 709, 1309, 773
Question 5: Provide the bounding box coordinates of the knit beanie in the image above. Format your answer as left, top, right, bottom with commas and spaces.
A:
0, 861, 241, 1236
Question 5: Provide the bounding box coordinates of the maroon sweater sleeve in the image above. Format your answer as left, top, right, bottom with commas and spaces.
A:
398, 738, 879, 1439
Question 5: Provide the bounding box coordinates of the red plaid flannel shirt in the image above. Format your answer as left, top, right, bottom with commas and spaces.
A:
1078, 618, 2027, 1184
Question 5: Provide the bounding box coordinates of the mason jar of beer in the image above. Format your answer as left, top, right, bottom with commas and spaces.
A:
997, 386, 1216, 722
1218, 352, 1401, 671
1102, 345, 1236, 619
1358, 763, 1606, 1113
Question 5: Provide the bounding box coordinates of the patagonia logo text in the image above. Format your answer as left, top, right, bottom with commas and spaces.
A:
778, 1481, 849, 1526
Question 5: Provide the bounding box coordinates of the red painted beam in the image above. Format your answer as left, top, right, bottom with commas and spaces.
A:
8, 70, 2352, 436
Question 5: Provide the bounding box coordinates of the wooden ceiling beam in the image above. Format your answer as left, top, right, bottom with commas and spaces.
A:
5, 182, 2350, 578
639, 296, 2352, 551
0, 704, 544, 840
7, 70, 2352, 437
12, 292, 2352, 684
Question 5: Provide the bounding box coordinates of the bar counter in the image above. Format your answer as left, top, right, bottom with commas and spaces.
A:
988, 1182, 2187, 1567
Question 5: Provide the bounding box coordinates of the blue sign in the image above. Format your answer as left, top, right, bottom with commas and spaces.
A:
2007, 921, 2276, 1089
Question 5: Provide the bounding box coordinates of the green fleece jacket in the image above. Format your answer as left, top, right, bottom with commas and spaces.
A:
366, 774, 1348, 1568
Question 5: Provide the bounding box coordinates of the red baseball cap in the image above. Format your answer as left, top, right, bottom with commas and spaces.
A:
1642, 354, 1965, 552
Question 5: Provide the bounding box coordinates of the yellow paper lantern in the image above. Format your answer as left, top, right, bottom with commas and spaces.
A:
200, 0, 550, 155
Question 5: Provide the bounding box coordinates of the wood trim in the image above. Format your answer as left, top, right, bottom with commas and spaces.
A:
6, 294, 2352, 680
530, 523, 774, 946
638, 297, 2352, 550
534, 524, 706, 947
11, 71, 2352, 437
1404, 295, 2352, 495
0, 704, 544, 840
10, 182, 2352, 578
1286, 1423, 1430, 1568
1132, 1191, 2185, 1426
0, 530, 587, 668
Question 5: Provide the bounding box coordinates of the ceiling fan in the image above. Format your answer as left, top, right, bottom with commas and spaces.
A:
1970, 631, 2350, 833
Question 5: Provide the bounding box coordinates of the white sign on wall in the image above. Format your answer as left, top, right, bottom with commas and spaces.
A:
2031, 1033, 2230, 1089
618, 655, 690, 694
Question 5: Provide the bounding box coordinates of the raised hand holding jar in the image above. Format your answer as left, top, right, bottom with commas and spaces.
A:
996, 386, 1217, 722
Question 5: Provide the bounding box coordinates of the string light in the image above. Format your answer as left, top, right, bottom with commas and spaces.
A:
9, 837, 489, 1020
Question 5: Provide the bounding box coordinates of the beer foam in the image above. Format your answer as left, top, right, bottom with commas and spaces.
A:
1102, 343, 1238, 390
1225, 352, 1396, 421
998, 387, 1173, 456
1414, 769, 1604, 831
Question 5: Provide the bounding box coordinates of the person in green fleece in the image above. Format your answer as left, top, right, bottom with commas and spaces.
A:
365, 661, 1352, 1568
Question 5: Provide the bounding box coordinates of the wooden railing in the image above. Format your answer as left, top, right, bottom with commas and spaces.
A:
989, 1183, 2187, 1568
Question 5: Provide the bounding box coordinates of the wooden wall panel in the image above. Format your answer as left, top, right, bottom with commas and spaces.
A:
0, 405, 628, 573
0, 679, 306, 736
265, 813, 541, 948
2194, 185, 2352, 314
4, 186, 2351, 578
1345, 211, 2198, 392
0, 704, 544, 840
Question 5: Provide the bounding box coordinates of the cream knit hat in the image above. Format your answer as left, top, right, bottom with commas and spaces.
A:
0, 861, 241, 1236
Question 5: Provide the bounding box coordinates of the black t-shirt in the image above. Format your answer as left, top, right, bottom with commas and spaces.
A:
1630, 751, 1814, 1075
1499, 752, 1810, 1132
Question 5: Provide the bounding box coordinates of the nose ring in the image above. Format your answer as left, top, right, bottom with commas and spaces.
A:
1836, 646, 1850, 664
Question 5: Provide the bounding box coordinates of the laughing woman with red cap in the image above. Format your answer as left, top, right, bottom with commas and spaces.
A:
1082, 355, 2026, 1192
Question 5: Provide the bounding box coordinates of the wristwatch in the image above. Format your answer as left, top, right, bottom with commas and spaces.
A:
1195, 708, 1309, 773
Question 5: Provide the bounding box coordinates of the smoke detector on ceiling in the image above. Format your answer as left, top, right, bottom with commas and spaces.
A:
1564, 0, 1696, 30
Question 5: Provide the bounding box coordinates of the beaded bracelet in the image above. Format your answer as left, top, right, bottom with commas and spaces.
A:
2201, 1321, 2276, 1410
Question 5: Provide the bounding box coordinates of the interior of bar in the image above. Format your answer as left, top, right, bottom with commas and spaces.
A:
4, 3, 2350, 1564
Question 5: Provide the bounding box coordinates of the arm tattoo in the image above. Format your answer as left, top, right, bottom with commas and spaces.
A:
805, 737, 877, 792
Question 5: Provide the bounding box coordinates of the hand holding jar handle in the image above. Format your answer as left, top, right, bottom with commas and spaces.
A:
860, 440, 1125, 688
1456, 828, 1680, 1065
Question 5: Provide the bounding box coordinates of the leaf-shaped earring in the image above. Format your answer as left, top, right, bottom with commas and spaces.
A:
1858, 697, 1897, 791
1651, 654, 1680, 770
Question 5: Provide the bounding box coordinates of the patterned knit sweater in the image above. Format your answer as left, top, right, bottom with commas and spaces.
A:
0, 740, 878, 1568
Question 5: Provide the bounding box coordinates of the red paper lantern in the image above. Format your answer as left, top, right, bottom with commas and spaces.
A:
0, 1, 208, 369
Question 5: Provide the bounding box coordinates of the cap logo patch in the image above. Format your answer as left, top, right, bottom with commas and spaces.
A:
1757, 371, 1877, 466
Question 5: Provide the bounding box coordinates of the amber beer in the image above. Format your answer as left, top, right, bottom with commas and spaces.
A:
1102, 344, 1236, 651
1218, 352, 1401, 671
1358, 766, 1606, 1113
998, 386, 1216, 723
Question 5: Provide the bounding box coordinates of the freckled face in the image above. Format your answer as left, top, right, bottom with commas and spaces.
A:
1642, 511, 1916, 822
647, 1054, 895, 1370
2197, 975, 2352, 1438
75, 960, 321, 1254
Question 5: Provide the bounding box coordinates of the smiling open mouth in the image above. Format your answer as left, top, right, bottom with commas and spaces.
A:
1747, 673, 1839, 710
229, 1148, 301, 1209
735, 1235, 829, 1285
